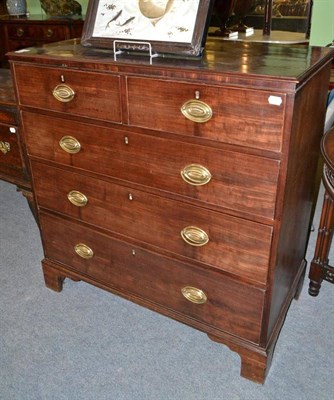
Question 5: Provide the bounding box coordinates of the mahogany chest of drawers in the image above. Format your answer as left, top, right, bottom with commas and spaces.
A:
0, 14, 83, 67
9, 39, 333, 383
0, 68, 30, 194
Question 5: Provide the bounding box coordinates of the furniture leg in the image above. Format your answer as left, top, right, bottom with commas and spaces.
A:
42, 260, 65, 292
309, 190, 334, 296
208, 334, 273, 384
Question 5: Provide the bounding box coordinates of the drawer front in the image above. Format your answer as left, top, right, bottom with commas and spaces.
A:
0, 124, 22, 172
7, 24, 68, 42
14, 65, 122, 122
127, 77, 286, 152
32, 162, 273, 284
39, 212, 264, 343
23, 112, 280, 219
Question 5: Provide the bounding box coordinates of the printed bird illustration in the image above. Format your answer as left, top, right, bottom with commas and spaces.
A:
138, 0, 175, 25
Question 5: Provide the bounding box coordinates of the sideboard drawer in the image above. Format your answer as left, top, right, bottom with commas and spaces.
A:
127, 77, 286, 152
0, 124, 22, 173
32, 162, 273, 285
23, 112, 280, 220
13, 65, 122, 123
40, 211, 264, 344
7, 24, 68, 42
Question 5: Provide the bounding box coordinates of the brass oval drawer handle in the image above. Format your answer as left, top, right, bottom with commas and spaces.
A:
74, 243, 94, 259
16, 28, 24, 37
181, 99, 213, 123
53, 84, 75, 103
67, 190, 88, 207
181, 286, 207, 304
0, 141, 10, 154
181, 226, 209, 247
181, 164, 212, 186
59, 136, 81, 154
46, 28, 54, 38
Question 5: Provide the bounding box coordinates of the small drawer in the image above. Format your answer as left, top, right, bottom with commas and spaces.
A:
39, 212, 265, 344
14, 65, 122, 123
127, 77, 286, 152
23, 112, 280, 220
0, 123, 24, 176
32, 162, 273, 285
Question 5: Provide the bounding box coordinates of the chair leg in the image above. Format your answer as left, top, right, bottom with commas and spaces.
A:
309, 190, 334, 296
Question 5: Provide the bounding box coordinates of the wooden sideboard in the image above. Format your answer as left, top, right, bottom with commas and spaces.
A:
8, 38, 333, 383
0, 14, 83, 66
0, 0, 6, 16
0, 68, 31, 200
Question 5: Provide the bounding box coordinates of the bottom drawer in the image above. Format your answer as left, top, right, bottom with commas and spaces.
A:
39, 212, 265, 344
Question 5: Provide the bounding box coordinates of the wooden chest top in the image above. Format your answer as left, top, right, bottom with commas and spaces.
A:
7, 38, 334, 92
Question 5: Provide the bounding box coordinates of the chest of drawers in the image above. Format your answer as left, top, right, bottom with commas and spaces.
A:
0, 68, 31, 193
0, 14, 83, 67
9, 39, 333, 383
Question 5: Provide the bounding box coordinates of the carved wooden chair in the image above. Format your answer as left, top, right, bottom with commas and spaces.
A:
309, 96, 334, 296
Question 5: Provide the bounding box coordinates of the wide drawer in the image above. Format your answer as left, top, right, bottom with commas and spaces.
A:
39, 212, 265, 344
23, 112, 280, 220
13, 65, 122, 123
32, 162, 273, 285
127, 77, 286, 152
7, 24, 68, 41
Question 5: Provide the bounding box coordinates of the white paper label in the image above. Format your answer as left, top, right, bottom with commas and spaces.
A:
9, 127, 16, 133
268, 95, 283, 106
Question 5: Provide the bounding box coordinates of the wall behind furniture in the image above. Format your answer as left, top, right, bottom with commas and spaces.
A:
310, 0, 334, 46
24, 0, 333, 46
26, 0, 89, 15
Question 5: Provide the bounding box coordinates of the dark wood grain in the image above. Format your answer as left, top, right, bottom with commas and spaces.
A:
127, 76, 286, 152
308, 126, 334, 295
10, 38, 334, 384
7, 39, 333, 91
265, 62, 332, 342
0, 14, 84, 66
14, 64, 122, 122
40, 211, 265, 344
32, 161, 273, 286
0, 68, 30, 189
22, 111, 280, 221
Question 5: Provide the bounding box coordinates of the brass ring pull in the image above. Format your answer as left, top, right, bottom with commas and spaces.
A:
181, 286, 207, 304
0, 141, 10, 154
74, 243, 94, 259
181, 164, 212, 186
181, 226, 209, 247
59, 136, 81, 154
16, 28, 24, 37
53, 84, 75, 103
46, 28, 54, 38
67, 190, 88, 207
181, 99, 213, 123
